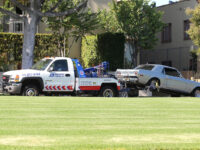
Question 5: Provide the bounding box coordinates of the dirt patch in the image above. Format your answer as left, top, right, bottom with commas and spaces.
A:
0, 136, 55, 146
109, 134, 200, 144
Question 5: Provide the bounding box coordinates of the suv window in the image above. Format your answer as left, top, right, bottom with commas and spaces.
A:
50, 60, 68, 71
136, 65, 154, 70
164, 68, 180, 77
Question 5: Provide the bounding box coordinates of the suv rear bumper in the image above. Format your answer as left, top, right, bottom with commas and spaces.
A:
3, 83, 22, 94
117, 76, 139, 84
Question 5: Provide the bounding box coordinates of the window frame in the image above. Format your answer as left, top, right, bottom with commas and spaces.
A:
164, 67, 181, 78
13, 22, 23, 33
184, 20, 191, 40
161, 23, 172, 43
48, 59, 69, 72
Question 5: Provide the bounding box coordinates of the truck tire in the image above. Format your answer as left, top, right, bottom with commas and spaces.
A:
23, 84, 39, 96
100, 86, 117, 97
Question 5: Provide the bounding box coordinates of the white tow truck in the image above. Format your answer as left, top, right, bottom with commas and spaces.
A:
2, 57, 120, 97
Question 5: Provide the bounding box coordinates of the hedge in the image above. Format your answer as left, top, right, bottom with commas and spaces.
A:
81, 35, 100, 68
81, 32, 125, 71
0, 33, 58, 71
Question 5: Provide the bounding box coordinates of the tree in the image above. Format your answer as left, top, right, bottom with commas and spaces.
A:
46, 4, 99, 57
98, 0, 164, 67
0, 0, 88, 69
186, 6, 200, 54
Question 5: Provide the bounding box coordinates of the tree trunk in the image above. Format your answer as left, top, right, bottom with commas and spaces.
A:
22, 14, 39, 69
63, 36, 66, 57
129, 41, 137, 67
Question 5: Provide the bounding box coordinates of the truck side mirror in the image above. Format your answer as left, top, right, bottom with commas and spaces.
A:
48, 67, 54, 72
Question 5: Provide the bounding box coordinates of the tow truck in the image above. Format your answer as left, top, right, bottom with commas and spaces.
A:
2, 57, 120, 97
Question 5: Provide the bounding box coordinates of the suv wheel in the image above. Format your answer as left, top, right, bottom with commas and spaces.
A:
148, 79, 160, 91
23, 85, 39, 96
193, 88, 200, 97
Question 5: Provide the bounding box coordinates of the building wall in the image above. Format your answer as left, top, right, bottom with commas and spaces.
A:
88, 0, 112, 12
68, 0, 113, 59
140, 0, 198, 71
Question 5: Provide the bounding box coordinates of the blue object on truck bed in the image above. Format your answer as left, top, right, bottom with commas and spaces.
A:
84, 62, 109, 77
72, 59, 109, 78
72, 59, 86, 78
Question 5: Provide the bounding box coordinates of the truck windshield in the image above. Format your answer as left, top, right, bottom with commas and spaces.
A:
31, 59, 53, 70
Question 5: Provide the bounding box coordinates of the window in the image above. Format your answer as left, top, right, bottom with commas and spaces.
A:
184, 20, 190, 40
50, 60, 68, 71
164, 68, 180, 77
32, 59, 53, 71
14, 22, 23, 32
16, 7, 22, 15
162, 23, 172, 43
136, 65, 155, 70
189, 56, 197, 71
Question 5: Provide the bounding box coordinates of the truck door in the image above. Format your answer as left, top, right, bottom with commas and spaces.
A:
44, 59, 75, 92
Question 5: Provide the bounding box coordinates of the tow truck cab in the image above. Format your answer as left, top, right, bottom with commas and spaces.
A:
2, 57, 120, 97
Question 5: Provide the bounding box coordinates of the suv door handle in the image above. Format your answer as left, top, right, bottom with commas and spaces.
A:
65, 74, 70, 77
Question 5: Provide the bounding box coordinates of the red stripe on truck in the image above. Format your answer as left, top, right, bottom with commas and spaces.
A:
117, 86, 121, 91
45, 86, 49, 90
67, 86, 73, 90
62, 86, 66, 90
79, 86, 101, 91
53, 86, 57, 90
57, 86, 61, 90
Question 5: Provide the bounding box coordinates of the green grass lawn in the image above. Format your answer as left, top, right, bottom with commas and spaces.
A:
0, 97, 200, 150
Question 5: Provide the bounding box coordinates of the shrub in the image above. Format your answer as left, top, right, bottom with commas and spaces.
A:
97, 33, 125, 70
81, 32, 125, 71
81, 35, 100, 68
0, 33, 58, 71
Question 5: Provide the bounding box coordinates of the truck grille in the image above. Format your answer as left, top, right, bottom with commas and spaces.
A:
2, 75, 10, 84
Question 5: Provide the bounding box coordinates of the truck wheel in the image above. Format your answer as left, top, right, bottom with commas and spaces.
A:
23, 85, 39, 96
100, 86, 117, 97
193, 88, 200, 97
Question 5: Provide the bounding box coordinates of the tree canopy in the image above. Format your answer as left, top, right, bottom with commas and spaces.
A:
98, 0, 164, 67
186, 5, 200, 54
46, 3, 99, 57
0, 0, 88, 69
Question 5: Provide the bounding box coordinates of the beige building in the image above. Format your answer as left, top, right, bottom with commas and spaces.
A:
0, 0, 113, 58
3, 0, 197, 71
140, 0, 199, 71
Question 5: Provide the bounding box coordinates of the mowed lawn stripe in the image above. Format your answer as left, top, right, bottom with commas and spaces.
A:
0, 97, 200, 149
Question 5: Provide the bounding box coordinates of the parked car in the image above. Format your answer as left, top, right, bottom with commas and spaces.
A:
116, 64, 200, 97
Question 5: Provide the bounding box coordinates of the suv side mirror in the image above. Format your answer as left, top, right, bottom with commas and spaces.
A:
180, 74, 184, 78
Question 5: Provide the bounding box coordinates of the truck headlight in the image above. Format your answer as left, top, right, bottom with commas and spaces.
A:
14, 75, 20, 82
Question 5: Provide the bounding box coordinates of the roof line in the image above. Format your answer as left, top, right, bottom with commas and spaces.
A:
157, 0, 191, 8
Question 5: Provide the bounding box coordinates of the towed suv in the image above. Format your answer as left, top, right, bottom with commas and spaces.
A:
116, 64, 200, 97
